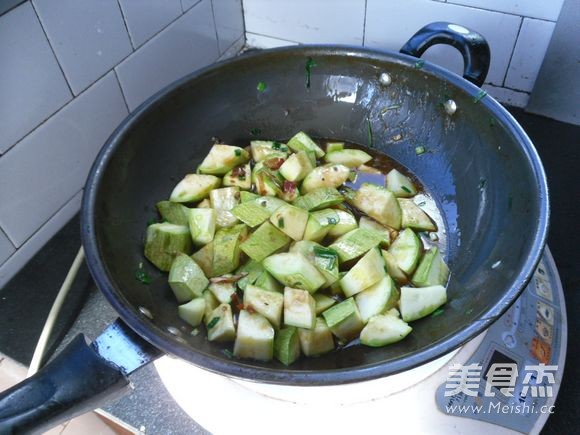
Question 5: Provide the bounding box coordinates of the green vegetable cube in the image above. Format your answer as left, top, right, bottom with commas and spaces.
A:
168, 254, 209, 302
329, 228, 380, 262
386, 169, 417, 197
250, 140, 289, 162
387, 228, 422, 275
275, 327, 301, 365
203, 290, 219, 324
399, 198, 437, 232
283, 287, 316, 329
254, 271, 283, 293
235, 260, 264, 291
208, 281, 236, 304
382, 250, 408, 284
178, 298, 206, 327
264, 252, 326, 293
325, 210, 358, 238
269, 203, 309, 241
411, 248, 449, 287
279, 150, 314, 182
232, 201, 272, 228
313, 293, 337, 315
212, 224, 247, 276
322, 298, 364, 342
191, 242, 214, 277
324, 149, 372, 168
144, 223, 192, 271
359, 216, 390, 248
346, 183, 402, 229
400, 285, 447, 322
233, 310, 275, 361
198, 144, 250, 175
210, 187, 240, 228
206, 303, 236, 342
301, 164, 350, 193
223, 163, 252, 190
298, 318, 335, 356
188, 208, 216, 245
354, 276, 398, 323
293, 187, 344, 211
169, 174, 221, 203
303, 214, 330, 243
287, 131, 325, 158
240, 221, 290, 261
360, 314, 412, 347
340, 248, 386, 297
244, 284, 284, 329
156, 201, 191, 225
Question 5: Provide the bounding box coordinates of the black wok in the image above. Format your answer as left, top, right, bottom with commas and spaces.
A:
0, 22, 548, 434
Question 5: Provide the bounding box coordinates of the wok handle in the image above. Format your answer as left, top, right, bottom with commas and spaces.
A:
400, 21, 490, 87
0, 319, 161, 434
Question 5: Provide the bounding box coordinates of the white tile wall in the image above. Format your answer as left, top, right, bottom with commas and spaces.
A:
447, 0, 564, 21
245, 32, 298, 49
118, 0, 182, 48
212, 0, 245, 54
0, 3, 72, 154
0, 230, 15, 266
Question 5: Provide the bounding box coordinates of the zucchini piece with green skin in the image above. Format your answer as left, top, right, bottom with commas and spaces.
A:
210, 187, 240, 228
411, 248, 449, 287
279, 150, 314, 182
231, 201, 271, 228
301, 164, 350, 193
314, 293, 337, 315
244, 284, 284, 329
208, 281, 236, 303
212, 224, 247, 276
191, 242, 213, 277
240, 221, 290, 262
277, 180, 300, 203
322, 297, 365, 342
345, 183, 402, 229
399, 198, 437, 232
298, 317, 335, 356
329, 228, 380, 262
253, 167, 281, 197
293, 187, 344, 211
252, 195, 286, 213
326, 142, 344, 153
283, 287, 316, 329
240, 191, 259, 203
156, 201, 191, 225
188, 208, 216, 245
386, 169, 417, 198
381, 250, 408, 284
250, 140, 289, 162
360, 314, 412, 347
269, 203, 309, 241
354, 276, 398, 323
198, 144, 250, 175
145, 223, 192, 271
384, 307, 401, 318
289, 241, 340, 287
287, 131, 325, 158
264, 252, 326, 293
275, 327, 301, 365
400, 285, 447, 322
303, 214, 329, 243
178, 298, 206, 327
324, 149, 372, 168
168, 254, 209, 302
169, 174, 221, 203
387, 228, 422, 275
328, 272, 346, 296
235, 260, 264, 291
203, 290, 219, 324
326, 209, 358, 238
254, 270, 283, 293
340, 248, 386, 297
207, 303, 236, 342
359, 216, 390, 248
223, 163, 252, 190
197, 198, 211, 208
234, 310, 275, 361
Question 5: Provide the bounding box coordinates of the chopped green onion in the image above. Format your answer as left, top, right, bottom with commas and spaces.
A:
415, 146, 426, 155
401, 185, 412, 193
313, 246, 337, 270
414, 59, 425, 69
431, 308, 444, 318
207, 317, 220, 329
223, 349, 234, 359
305, 57, 317, 89
272, 141, 282, 150
278, 217, 285, 228
234, 149, 242, 156
250, 127, 262, 136
417, 201, 426, 206
367, 117, 373, 148
257, 81, 267, 92
135, 265, 151, 285
238, 175, 246, 181
478, 178, 487, 189
473, 90, 487, 103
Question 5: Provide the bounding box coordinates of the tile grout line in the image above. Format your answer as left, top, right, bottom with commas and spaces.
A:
362, 0, 368, 46
502, 16, 524, 87
239, 0, 247, 47
113, 69, 131, 114
208, 0, 222, 55
115, 0, 135, 51
245, 31, 301, 45
445, 1, 558, 23
0, 226, 16, 252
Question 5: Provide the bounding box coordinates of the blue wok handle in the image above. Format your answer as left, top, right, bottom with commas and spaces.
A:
400, 22, 490, 87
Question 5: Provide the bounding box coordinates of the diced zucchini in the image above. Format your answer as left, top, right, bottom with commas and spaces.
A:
388, 228, 422, 275
269, 203, 309, 241
264, 252, 326, 293
277, 180, 300, 203
235, 260, 264, 291
287, 131, 325, 158
206, 303, 236, 342
275, 327, 301, 365
178, 298, 206, 327
240, 221, 290, 261
314, 293, 337, 315
399, 198, 437, 232
231, 201, 271, 228
340, 248, 386, 297
400, 285, 447, 322
326, 209, 358, 238
381, 250, 408, 284
145, 223, 192, 271
197, 198, 211, 208
322, 298, 364, 342
208, 281, 236, 304
289, 241, 340, 287
254, 270, 283, 293
169, 174, 221, 203
327, 273, 346, 296
358, 164, 382, 174
359, 216, 390, 248
234, 310, 275, 361
188, 208, 216, 245
293, 187, 344, 211
203, 290, 219, 324
386, 169, 417, 198
212, 224, 247, 276
223, 163, 252, 190
301, 164, 350, 193
298, 318, 335, 356
411, 248, 449, 287
279, 150, 314, 182
253, 167, 282, 197
324, 149, 372, 168
250, 140, 289, 162
360, 314, 412, 347
252, 195, 286, 213
354, 276, 398, 323
303, 214, 329, 243
198, 144, 250, 175
329, 228, 380, 262
168, 254, 209, 302
244, 284, 284, 329
345, 183, 402, 229
240, 191, 259, 203
326, 142, 344, 153
191, 242, 213, 277
210, 187, 240, 228
283, 287, 316, 329
156, 201, 191, 225
384, 307, 401, 318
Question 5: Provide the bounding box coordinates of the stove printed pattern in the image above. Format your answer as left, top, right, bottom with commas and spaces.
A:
435, 255, 563, 432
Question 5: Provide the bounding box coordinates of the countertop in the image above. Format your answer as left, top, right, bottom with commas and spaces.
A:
0, 107, 577, 434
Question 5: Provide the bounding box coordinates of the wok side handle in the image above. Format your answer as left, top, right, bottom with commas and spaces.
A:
400, 21, 490, 87
0, 319, 161, 434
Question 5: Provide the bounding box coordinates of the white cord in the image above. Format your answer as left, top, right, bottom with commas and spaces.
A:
27, 246, 85, 377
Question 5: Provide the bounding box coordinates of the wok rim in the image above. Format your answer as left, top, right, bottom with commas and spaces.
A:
81, 44, 549, 385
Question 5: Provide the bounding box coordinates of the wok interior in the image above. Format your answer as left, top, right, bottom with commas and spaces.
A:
92, 49, 544, 376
